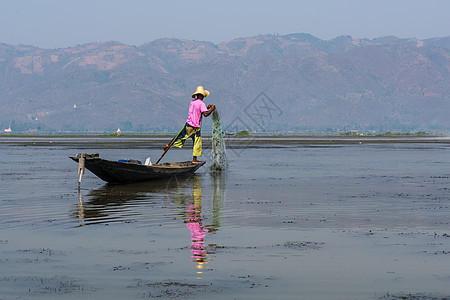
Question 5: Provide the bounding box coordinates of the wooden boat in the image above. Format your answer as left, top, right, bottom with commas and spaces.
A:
69, 153, 205, 184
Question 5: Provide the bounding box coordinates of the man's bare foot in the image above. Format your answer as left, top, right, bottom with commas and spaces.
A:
192, 160, 204, 164
163, 144, 170, 151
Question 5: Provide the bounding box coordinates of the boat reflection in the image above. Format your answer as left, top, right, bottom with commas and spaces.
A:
74, 176, 195, 226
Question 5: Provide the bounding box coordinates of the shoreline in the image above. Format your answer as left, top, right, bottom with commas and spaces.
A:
1, 135, 449, 147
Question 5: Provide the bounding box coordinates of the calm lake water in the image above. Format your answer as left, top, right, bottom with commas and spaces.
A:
1, 137, 450, 299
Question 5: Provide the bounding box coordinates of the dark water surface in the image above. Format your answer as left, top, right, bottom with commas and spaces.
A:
1, 137, 450, 299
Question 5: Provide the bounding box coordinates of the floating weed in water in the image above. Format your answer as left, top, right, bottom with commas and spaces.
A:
1, 275, 96, 295
210, 111, 228, 172
131, 279, 215, 298
281, 241, 324, 250
381, 292, 450, 299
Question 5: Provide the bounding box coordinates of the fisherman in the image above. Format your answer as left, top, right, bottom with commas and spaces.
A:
164, 86, 215, 164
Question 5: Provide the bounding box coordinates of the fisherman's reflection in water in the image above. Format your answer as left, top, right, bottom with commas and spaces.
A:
183, 173, 225, 274
185, 176, 209, 272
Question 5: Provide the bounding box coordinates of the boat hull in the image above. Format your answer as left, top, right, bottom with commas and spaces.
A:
70, 155, 205, 183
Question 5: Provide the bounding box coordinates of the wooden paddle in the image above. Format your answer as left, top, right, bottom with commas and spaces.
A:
155, 131, 182, 164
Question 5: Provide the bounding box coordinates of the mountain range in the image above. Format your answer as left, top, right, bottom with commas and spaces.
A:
1, 33, 449, 134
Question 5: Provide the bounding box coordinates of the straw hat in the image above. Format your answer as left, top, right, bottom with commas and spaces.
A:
191, 86, 210, 98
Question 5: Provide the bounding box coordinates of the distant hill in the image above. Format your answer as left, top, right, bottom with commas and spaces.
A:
1, 34, 449, 134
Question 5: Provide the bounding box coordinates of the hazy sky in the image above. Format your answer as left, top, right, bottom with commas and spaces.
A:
1, 0, 449, 49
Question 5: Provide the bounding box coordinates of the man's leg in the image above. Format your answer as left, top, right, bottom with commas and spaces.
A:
170, 124, 190, 149
192, 129, 203, 163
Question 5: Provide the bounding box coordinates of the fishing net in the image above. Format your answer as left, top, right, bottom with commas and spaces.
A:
210, 111, 228, 172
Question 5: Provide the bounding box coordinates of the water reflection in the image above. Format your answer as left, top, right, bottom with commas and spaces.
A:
171, 174, 227, 274
78, 191, 84, 225
74, 173, 228, 275
74, 177, 194, 225
185, 176, 209, 272
210, 172, 226, 230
